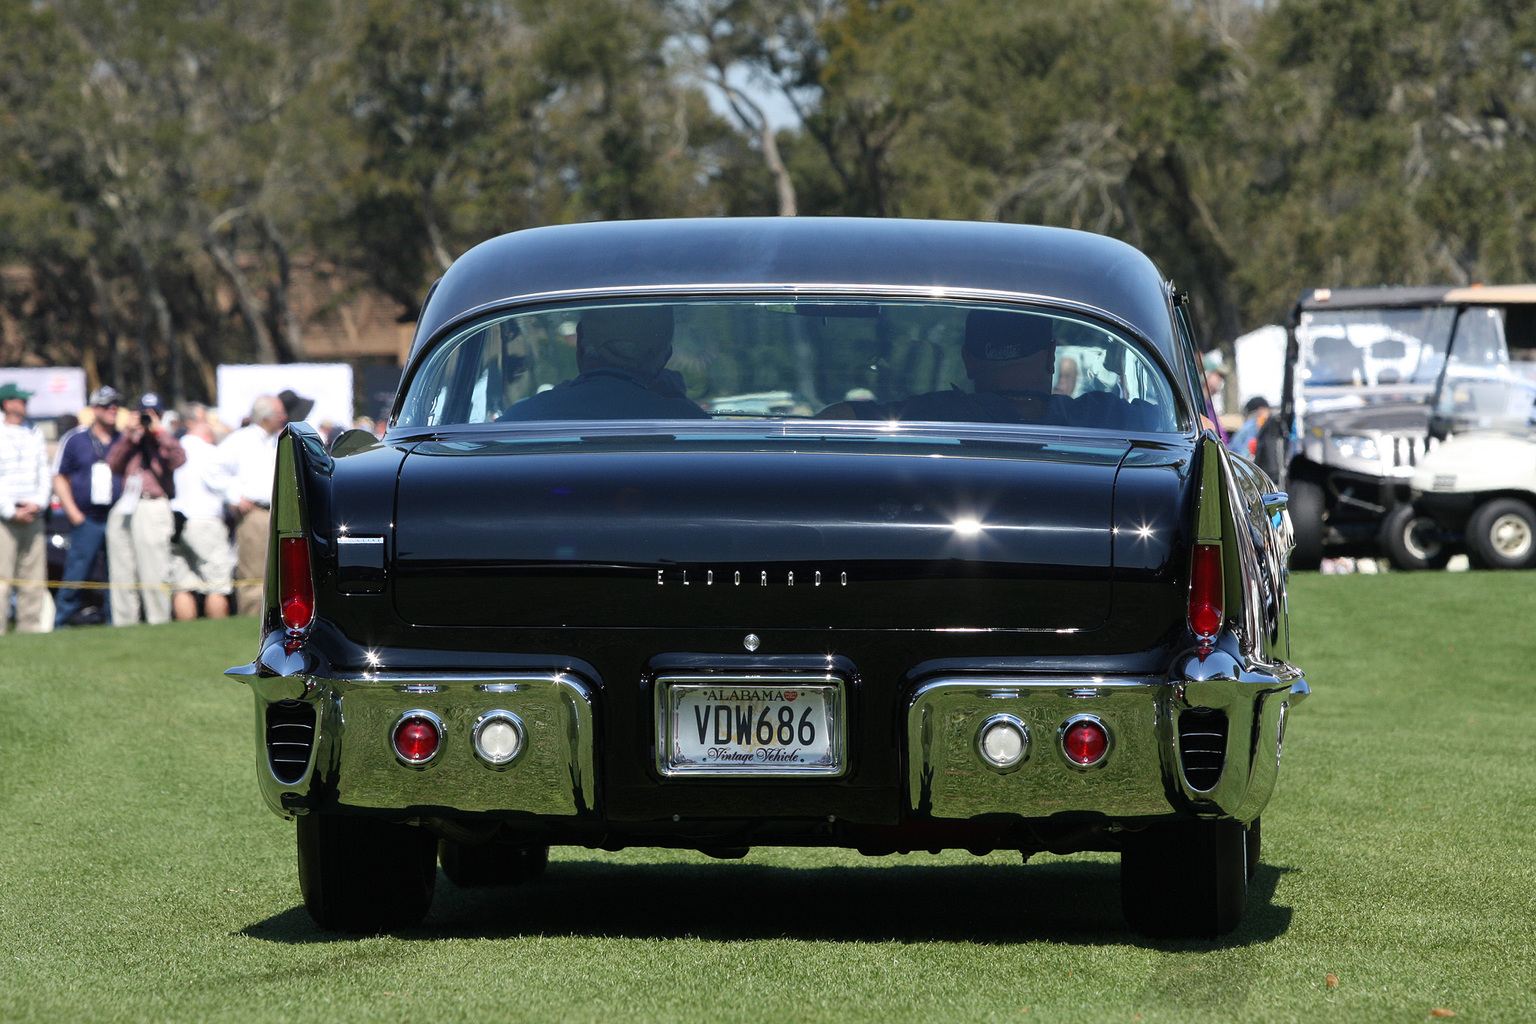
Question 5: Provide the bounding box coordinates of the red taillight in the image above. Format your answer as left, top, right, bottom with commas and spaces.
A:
1188, 542, 1223, 645
393, 716, 440, 762
278, 536, 315, 632
1062, 718, 1109, 766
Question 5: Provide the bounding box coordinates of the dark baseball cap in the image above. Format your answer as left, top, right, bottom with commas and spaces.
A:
138, 392, 163, 412
964, 310, 1055, 361
89, 385, 124, 407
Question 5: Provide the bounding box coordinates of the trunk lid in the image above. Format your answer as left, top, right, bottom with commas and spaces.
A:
391, 436, 1128, 631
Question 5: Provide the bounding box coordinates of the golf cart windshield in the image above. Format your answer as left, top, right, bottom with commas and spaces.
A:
1300, 304, 1536, 432
1297, 307, 1455, 387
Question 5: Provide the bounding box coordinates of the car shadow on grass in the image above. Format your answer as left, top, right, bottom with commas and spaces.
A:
239, 859, 1294, 949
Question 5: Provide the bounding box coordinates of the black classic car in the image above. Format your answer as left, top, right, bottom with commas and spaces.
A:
228, 217, 1307, 938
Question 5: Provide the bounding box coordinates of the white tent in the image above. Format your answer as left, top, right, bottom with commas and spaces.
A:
216, 363, 354, 431
1232, 325, 1285, 409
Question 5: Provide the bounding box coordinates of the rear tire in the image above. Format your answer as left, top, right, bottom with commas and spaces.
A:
1287, 478, 1325, 571
1121, 819, 1248, 938
1380, 503, 1451, 571
297, 814, 437, 932
1466, 498, 1536, 569
438, 839, 549, 888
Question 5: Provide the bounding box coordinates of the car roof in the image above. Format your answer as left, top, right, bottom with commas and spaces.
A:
409, 218, 1178, 365
1292, 284, 1536, 316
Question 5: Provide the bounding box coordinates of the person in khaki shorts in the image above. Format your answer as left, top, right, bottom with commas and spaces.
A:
169, 421, 236, 619
0, 382, 52, 634
105, 392, 186, 626
218, 395, 291, 615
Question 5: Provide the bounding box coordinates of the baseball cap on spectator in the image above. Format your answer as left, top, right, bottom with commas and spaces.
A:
138, 392, 163, 412
279, 389, 315, 422
89, 385, 124, 407
0, 382, 34, 402
963, 310, 1055, 361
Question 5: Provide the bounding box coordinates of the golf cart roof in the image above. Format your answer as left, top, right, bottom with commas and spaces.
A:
1292, 285, 1536, 319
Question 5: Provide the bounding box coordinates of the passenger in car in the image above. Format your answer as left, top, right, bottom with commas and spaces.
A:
499, 305, 708, 421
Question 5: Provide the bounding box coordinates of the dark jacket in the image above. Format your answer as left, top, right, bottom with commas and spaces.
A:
107, 429, 186, 500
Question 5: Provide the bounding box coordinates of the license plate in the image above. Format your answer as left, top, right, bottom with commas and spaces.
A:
656, 675, 845, 776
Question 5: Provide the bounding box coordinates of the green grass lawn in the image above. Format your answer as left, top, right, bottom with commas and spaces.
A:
2, 573, 1534, 1023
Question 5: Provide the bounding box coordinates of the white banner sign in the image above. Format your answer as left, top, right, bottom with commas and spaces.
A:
216, 363, 354, 431
0, 367, 87, 419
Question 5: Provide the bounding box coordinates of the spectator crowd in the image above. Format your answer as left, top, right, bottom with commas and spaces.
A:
0, 381, 320, 633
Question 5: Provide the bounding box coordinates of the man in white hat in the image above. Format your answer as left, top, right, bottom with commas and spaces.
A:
218, 394, 287, 615
0, 382, 52, 633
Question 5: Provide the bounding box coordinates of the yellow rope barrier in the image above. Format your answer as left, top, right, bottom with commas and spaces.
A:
2, 578, 264, 591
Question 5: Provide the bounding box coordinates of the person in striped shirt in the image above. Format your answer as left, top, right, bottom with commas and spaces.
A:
0, 382, 52, 633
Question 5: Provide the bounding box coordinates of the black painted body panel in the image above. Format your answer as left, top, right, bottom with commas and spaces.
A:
392, 434, 1130, 631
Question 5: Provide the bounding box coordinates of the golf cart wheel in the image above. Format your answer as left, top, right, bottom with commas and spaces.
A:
1379, 503, 1451, 571
439, 839, 549, 887
1466, 497, 1536, 570
1121, 819, 1248, 938
1287, 478, 1325, 570
297, 813, 437, 932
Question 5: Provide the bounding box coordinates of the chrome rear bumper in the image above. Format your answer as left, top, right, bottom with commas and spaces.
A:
236, 649, 1305, 829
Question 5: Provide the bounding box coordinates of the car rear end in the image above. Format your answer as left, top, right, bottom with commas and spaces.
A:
226, 219, 1306, 936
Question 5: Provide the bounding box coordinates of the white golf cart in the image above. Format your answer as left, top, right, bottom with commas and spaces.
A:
1264, 286, 1536, 570
1409, 294, 1536, 569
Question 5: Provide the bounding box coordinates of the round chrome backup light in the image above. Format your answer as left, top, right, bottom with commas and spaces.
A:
473, 711, 526, 768
976, 714, 1029, 772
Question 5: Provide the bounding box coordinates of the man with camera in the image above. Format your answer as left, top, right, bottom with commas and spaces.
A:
105, 392, 186, 625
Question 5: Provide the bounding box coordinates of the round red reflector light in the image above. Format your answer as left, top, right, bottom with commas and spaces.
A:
1062, 718, 1109, 767
393, 716, 440, 763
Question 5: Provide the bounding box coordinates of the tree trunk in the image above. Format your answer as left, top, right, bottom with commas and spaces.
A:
129, 244, 169, 396
1128, 145, 1242, 352
179, 329, 218, 404
263, 215, 306, 361
718, 79, 798, 217
85, 256, 124, 393
201, 223, 279, 363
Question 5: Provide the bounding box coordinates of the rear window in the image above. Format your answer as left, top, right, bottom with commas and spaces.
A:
397, 299, 1182, 433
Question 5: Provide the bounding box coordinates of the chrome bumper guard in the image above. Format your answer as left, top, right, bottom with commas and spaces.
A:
907, 654, 1306, 822
241, 670, 596, 820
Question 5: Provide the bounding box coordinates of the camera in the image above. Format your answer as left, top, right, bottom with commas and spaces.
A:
139, 411, 153, 428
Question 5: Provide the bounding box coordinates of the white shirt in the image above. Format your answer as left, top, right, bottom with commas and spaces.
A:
171, 434, 234, 520
0, 420, 50, 520
218, 423, 280, 507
